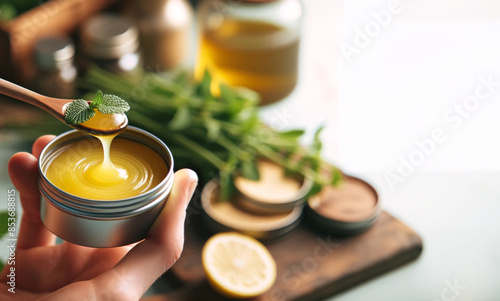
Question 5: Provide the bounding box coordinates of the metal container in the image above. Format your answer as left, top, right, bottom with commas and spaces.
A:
38, 127, 174, 247
201, 179, 302, 243
32, 35, 77, 99
233, 160, 312, 215
305, 175, 381, 236
79, 14, 141, 74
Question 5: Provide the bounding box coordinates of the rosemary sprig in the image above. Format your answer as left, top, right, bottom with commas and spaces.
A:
83, 67, 341, 199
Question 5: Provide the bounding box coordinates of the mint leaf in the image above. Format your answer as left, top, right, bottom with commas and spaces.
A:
198, 70, 212, 97
204, 118, 220, 141
280, 129, 305, 139
64, 99, 95, 125
169, 106, 191, 130
97, 94, 130, 114
90, 90, 104, 109
63, 92, 129, 125
241, 161, 260, 180
0, 211, 9, 240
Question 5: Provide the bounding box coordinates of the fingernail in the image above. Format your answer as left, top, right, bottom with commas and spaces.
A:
186, 170, 198, 200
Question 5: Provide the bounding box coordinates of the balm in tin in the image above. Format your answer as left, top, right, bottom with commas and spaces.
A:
38, 126, 174, 247
233, 160, 312, 215
201, 179, 302, 242
305, 175, 381, 236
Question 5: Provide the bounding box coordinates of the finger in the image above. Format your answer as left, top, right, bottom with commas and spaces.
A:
32, 135, 55, 159
8, 153, 56, 249
147, 169, 198, 246
90, 169, 198, 300
8, 152, 56, 249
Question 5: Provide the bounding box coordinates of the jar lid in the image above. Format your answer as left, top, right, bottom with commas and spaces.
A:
201, 179, 302, 242
34, 35, 75, 69
80, 14, 139, 59
305, 175, 381, 236
233, 160, 312, 214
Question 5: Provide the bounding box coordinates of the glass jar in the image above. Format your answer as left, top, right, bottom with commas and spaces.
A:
195, 0, 303, 105
32, 35, 77, 99
79, 14, 141, 74
122, 0, 193, 71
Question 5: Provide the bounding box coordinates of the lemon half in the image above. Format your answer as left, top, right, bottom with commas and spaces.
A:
202, 232, 277, 299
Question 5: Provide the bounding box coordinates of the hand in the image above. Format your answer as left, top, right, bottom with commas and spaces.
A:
0, 135, 198, 300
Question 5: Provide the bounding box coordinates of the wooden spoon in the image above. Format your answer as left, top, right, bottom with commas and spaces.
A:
0, 78, 127, 136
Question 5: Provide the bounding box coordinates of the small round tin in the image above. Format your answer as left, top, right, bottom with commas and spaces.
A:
233, 160, 312, 215
305, 175, 381, 236
38, 127, 174, 247
201, 179, 302, 242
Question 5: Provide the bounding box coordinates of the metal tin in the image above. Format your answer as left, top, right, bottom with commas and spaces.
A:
201, 179, 302, 242
79, 14, 141, 74
305, 175, 381, 236
34, 35, 75, 70
38, 127, 174, 247
32, 35, 77, 99
233, 160, 313, 215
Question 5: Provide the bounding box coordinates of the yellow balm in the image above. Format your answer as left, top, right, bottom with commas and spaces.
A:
42, 138, 168, 200
78, 110, 128, 135
196, 18, 299, 104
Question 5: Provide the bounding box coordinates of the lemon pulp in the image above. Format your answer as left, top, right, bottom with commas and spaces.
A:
202, 232, 276, 298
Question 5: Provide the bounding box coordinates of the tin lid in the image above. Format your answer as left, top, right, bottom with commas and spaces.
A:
305, 175, 381, 236
233, 160, 312, 214
34, 35, 75, 70
201, 179, 302, 242
80, 14, 139, 59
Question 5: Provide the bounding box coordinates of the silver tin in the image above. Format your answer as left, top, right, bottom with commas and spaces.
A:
233, 160, 313, 215
305, 175, 381, 236
201, 179, 303, 243
38, 127, 174, 247
234, 179, 311, 215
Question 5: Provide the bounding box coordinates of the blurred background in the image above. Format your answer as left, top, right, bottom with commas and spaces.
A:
1, 0, 500, 300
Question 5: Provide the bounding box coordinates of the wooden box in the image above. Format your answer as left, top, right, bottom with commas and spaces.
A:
0, 0, 118, 85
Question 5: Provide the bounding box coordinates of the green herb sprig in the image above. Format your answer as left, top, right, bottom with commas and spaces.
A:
0, 210, 9, 271
64, 90, 130, 125
83, 67, 341, 199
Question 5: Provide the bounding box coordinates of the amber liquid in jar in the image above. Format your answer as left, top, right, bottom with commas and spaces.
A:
196, 18, 299, 105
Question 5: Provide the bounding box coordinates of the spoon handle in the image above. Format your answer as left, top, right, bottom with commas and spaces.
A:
0, 78, 68, 122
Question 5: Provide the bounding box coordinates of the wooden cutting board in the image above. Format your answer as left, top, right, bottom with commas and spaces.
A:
163, 211, 422, 300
